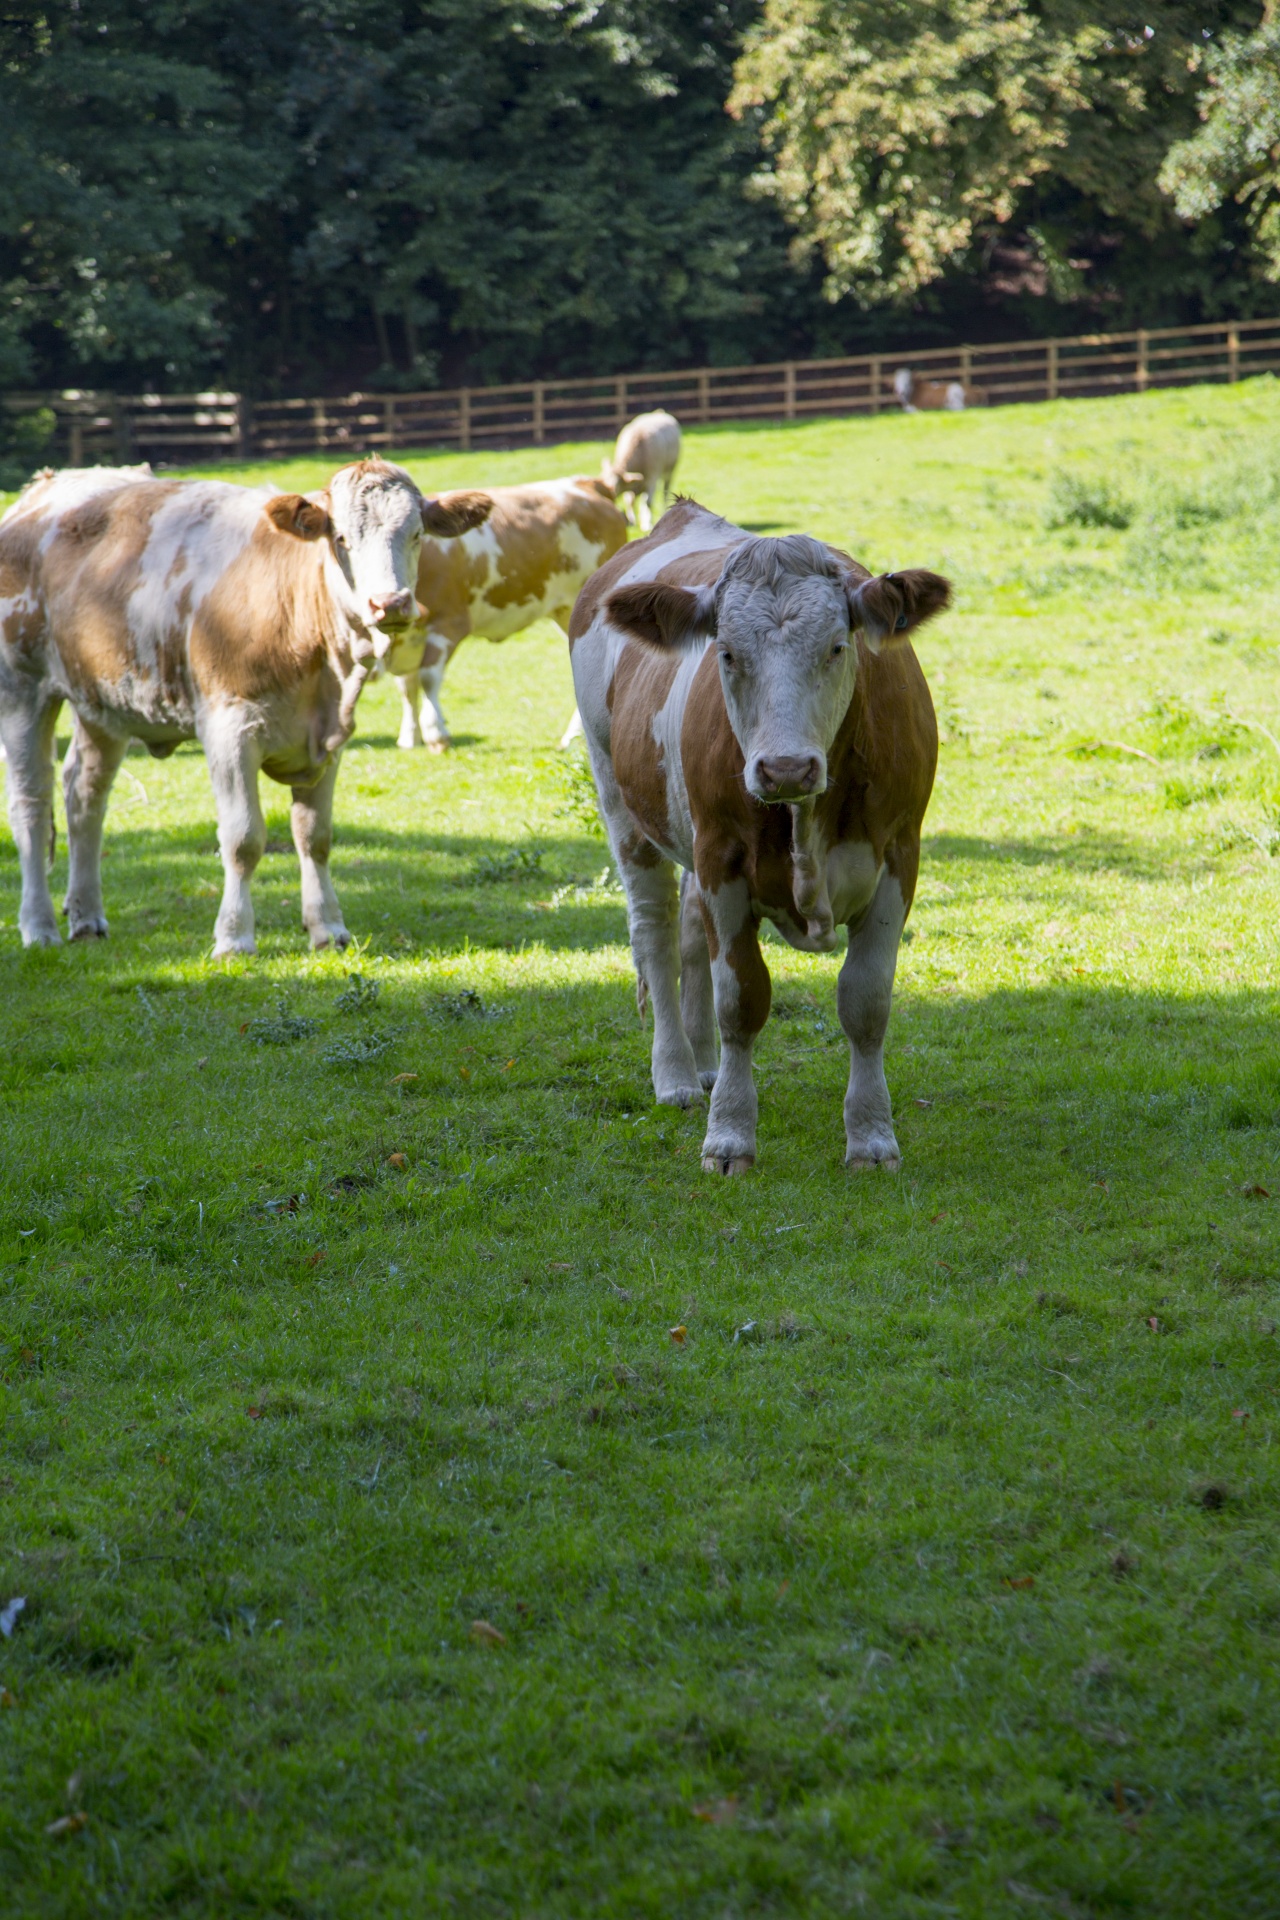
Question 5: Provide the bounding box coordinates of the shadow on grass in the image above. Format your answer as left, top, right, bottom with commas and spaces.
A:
924, 829, 1179, 880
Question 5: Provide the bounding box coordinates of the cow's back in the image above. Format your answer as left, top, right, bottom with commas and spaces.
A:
418, 478, 626, 645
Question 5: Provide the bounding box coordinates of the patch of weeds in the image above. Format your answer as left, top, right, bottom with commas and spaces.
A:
472, 846, 544, 885
1163, 774, 1225, 810
543, 867, 623, 910
321, 1027, 401, 1068
1046, 471, 1134, 530
424, 988, 506, 1022
556, 749, 606, 839
246, 999, 317, 1046
335, 973, 380, 1014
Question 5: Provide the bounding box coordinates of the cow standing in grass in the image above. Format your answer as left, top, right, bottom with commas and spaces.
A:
0, 460, 489, 954
601, 411, 681, 532
394, 475, 626, 751
570, 499, 949, 1174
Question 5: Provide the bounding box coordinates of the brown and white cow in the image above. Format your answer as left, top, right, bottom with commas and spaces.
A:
0, 460, 489, 953
601, 410, 681, 533
893, 368, 985, 412
394, 476, 627, 751
569, 499, 949, 1174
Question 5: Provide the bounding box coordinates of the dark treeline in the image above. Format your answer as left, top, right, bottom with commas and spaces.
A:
2, 1, 1278, 396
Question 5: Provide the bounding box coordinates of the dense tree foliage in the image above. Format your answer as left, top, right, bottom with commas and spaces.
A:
0, 0, 1276, 394
732, 2, 1266, 326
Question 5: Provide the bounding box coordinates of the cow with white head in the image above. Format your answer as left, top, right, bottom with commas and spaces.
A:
569, 499, 949, 1174
0, 458, 489, 954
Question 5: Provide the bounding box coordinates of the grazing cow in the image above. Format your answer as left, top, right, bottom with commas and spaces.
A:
395, 475, 627, 751
893, 368, 984, 412
601, 410, 681, 532
570, 499, 950, 1175
0, 460, 489, 953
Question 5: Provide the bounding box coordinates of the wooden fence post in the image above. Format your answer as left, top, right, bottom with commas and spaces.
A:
870, 356, 882, 414
111, 397, 133, 464
532, 382, 545, 445
1228, 325, 1240, 384
783, 362, 796, 422
614, 376, 627, 428
68, 411, 85, 467
236, 394, 253, 459
1136, 330, 1149, 393
459, 389, 471, 452
383, 396, 397, 448
1047, 339, 1059, 403
697, 369, 710, 424
960, 345, 973, 389
312, 398, 326, 449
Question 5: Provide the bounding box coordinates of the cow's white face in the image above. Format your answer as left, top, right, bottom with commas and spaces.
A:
713, 564, 859, 803
326, 463, 427, 663
606, 534, 951, 805
263, 463, 492, 671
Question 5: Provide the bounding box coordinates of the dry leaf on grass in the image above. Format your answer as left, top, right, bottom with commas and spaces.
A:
469, 1619, 507, 1648
0, 1687, 18, 1707
692, 1797, 739, 1825
390, 1073, 418, 1085
1003, 1575, 1035, 1591
387, 1153, 407, 1170
45, 1813, 87, 1838
669, 1325, 687, 1345
1241, 1183, 1270, 1199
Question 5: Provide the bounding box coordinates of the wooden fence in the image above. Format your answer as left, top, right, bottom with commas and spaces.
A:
7, 315, 1280, 468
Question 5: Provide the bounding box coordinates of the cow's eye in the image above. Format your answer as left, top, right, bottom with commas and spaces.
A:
718, 647, 735, 668
830, 639, 849, 660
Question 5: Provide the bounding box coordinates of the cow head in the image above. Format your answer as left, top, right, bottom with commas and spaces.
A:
598, 459, 646, 499
264, 462, 490, 669
606, 535, 950, 804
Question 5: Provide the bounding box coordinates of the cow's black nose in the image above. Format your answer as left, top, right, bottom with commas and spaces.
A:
756, 754, 823, 799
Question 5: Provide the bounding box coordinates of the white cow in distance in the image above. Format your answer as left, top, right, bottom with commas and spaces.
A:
601, 409, 682, 532
0, 459, 490, 953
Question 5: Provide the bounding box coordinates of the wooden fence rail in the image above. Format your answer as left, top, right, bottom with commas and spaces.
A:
5, 316, 1280, 469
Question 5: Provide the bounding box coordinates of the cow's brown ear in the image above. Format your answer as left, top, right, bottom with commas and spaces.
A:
847, 568, 951, 652
621, 469, 645, 488
422, 489, 491, 537
264, 493, 331, 541
574, 476, 616, 502
607, 580, 717, 649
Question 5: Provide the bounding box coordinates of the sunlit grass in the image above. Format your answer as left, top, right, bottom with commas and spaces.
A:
1, 383, 1278, 1917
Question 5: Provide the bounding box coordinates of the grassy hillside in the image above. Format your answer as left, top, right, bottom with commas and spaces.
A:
1, 383, 1278, 1917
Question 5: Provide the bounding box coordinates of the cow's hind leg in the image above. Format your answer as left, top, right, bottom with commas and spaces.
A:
394, 671, 425, 750
838, 866, 907, 1170
291, 756, 350, 951
1, 694, 61, 946
697, 876, 769, 1173
62, 715, 126, 939
201, 715, 265, 956
679, 870, 718, 1089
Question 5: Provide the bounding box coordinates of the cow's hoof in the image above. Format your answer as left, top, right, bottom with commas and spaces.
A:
21, 924, 61, 949
68, 915, 109, 941
309, 924, 352, 951
213, 936, 257, 958
395, 734, 422, 751
845, 1143, 901, 1172
697, 1067, 718, 1091
656, 1083, 705, 1110
701, 1151, 754, 1176
421, 733, 452, 755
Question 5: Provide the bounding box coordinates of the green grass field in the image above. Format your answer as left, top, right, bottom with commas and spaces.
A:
2, 382, 1279, 1917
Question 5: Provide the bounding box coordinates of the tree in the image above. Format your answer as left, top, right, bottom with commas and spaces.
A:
730, 2, 1264, 321
1160, 9, 1280, 279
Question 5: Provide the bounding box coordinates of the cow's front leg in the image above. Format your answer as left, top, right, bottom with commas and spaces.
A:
62, 716, 126, 939
1, 695, 61, 946
291, 757, 350, 951
201, 715, 265, 956
394, 671, 425, 750
838, 866, 907, 1170
679, 869, 718, 1089
636, 490, 655, 535
698, 876, 769, 1173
